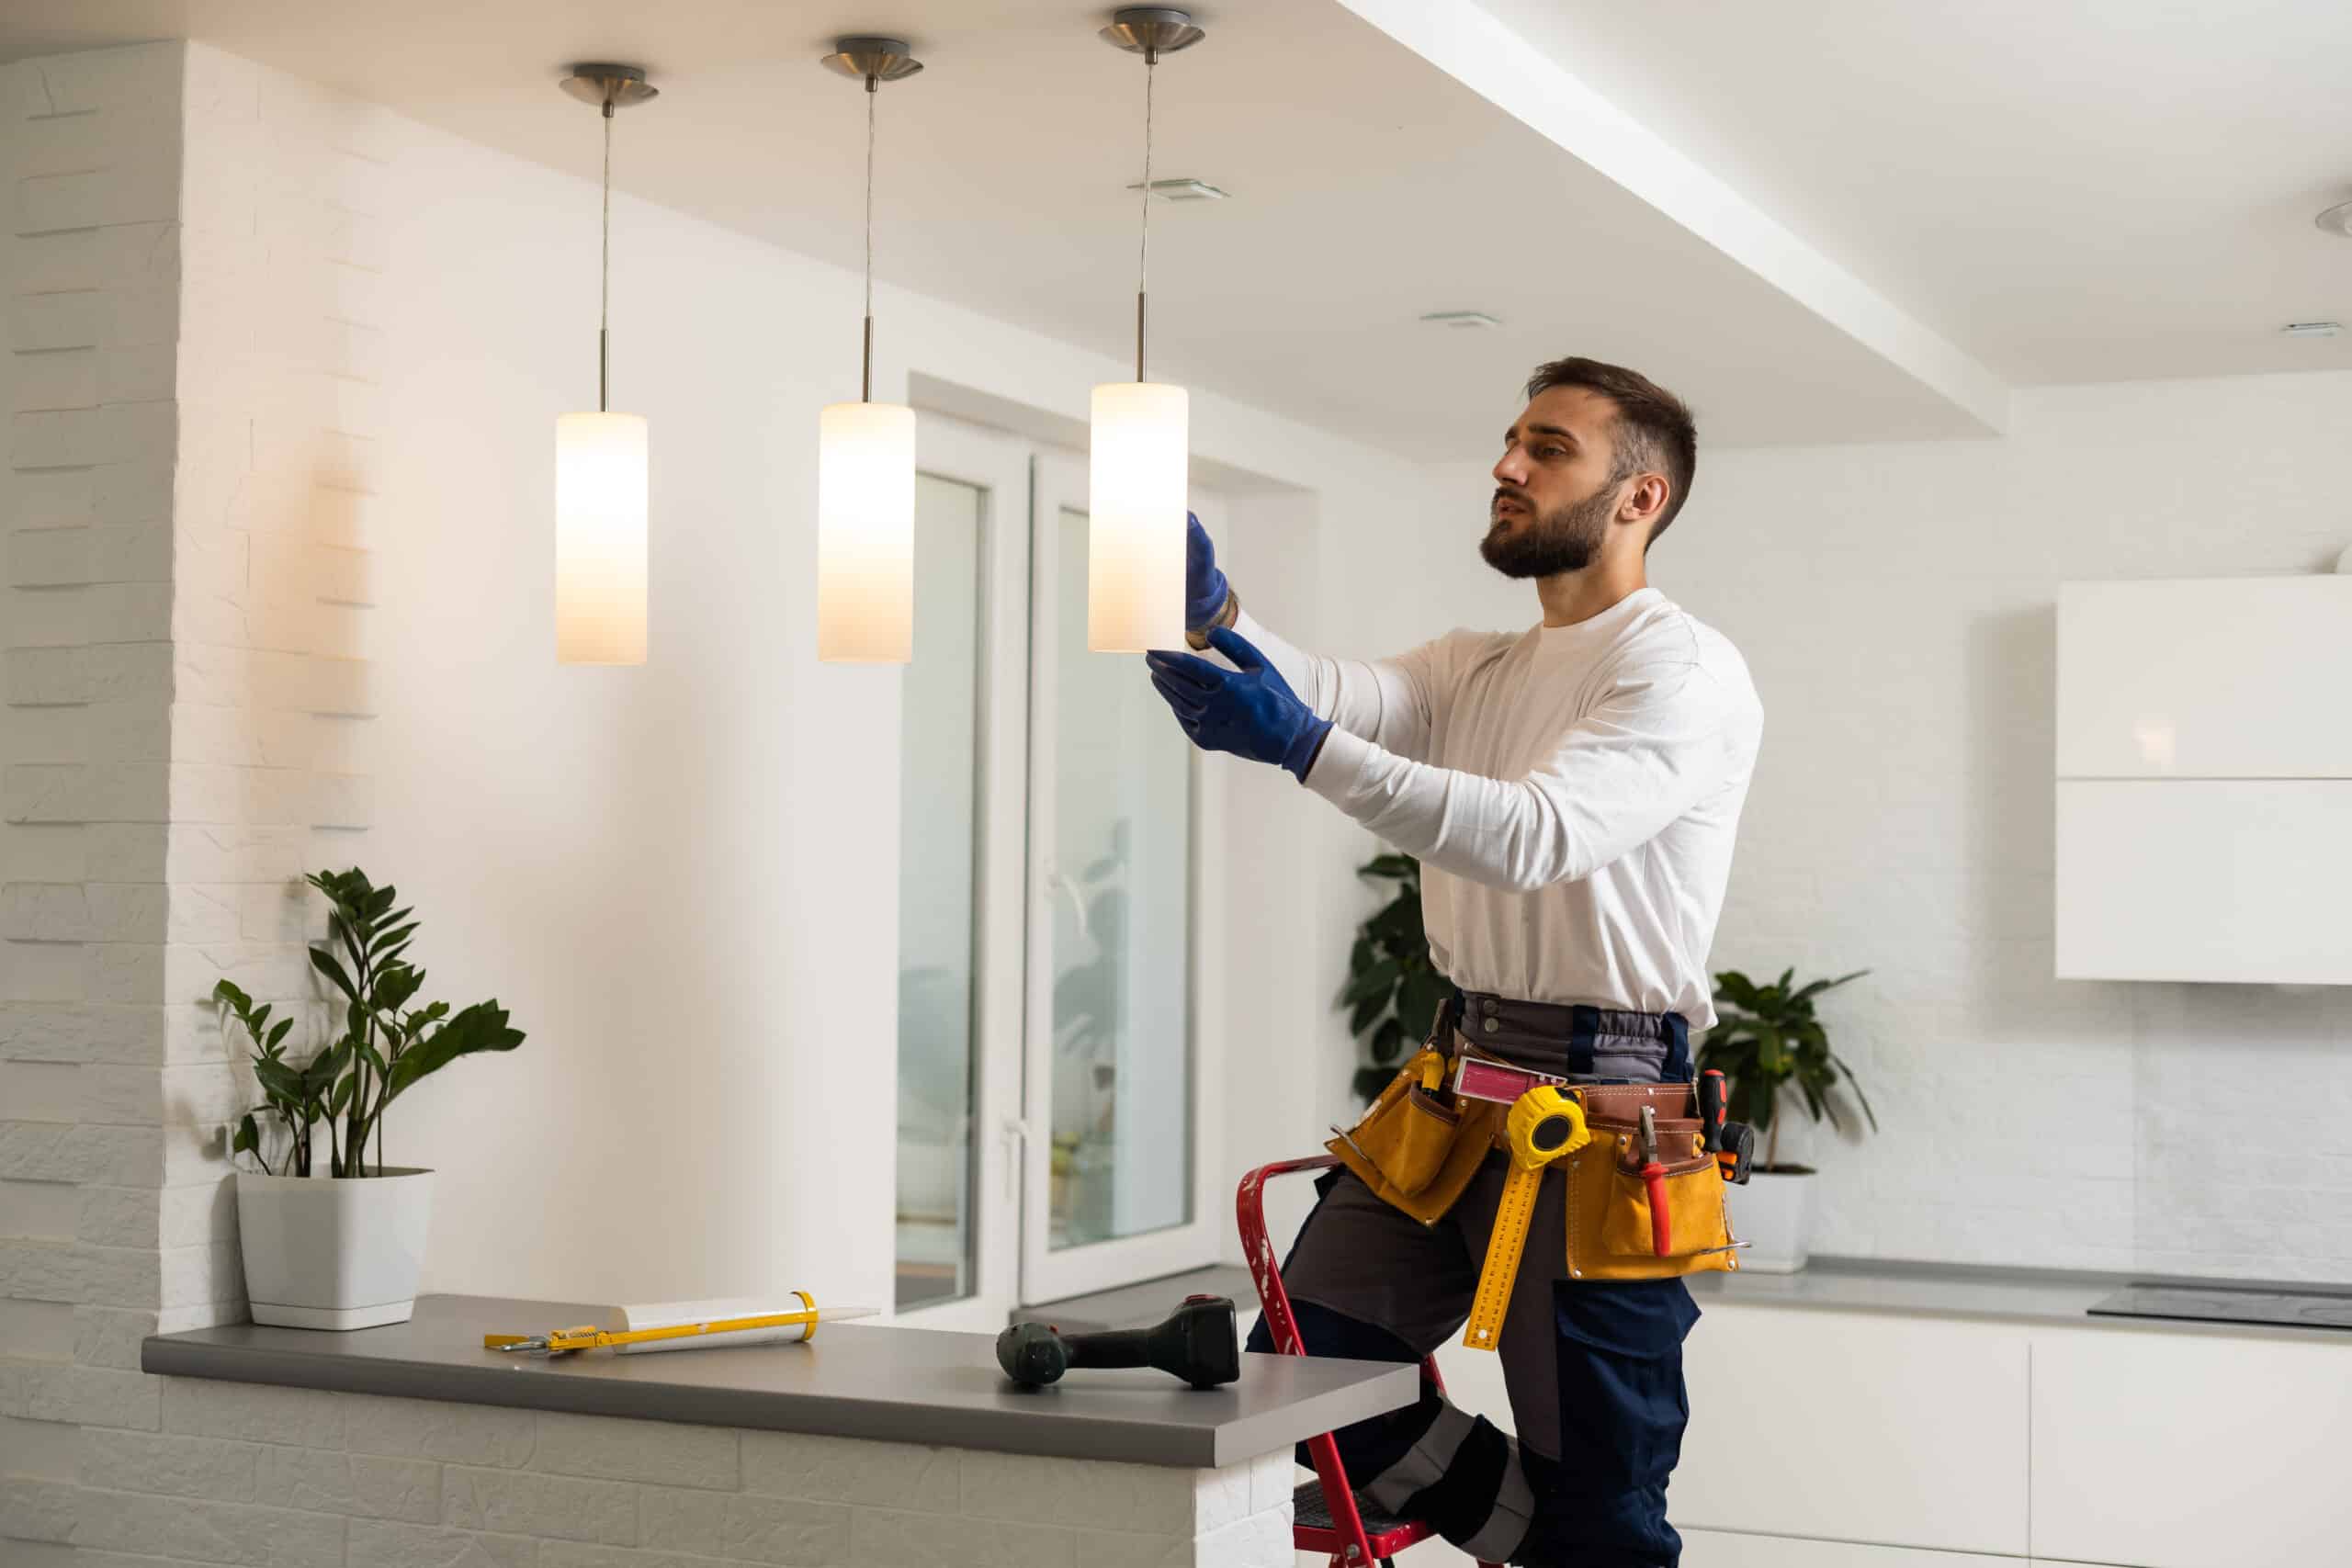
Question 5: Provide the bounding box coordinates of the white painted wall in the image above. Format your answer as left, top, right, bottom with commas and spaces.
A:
348, 77, 1423, 1310
1322, 370, 2352, 1281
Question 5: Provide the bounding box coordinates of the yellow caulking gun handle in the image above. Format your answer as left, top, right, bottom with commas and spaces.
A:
485, 1292, 823, 1354
1461, 1089, 1591, 1354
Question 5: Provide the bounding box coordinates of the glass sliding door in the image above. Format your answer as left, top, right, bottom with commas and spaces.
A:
888, 426, 1222, 1316
1041, 500, 1194, 1249
1022, 455, 1224, 1302
890, 420, 1031, 1327
893, 472, 984, 1311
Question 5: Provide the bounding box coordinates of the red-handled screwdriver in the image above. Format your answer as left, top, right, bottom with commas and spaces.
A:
1637, 1105, 1671, 1257
1697, 1069, 1727, 1152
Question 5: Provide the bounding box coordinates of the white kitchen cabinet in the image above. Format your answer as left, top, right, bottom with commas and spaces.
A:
1674, 1304, 2030, 1556
2056, 576, 2352, 779
2054, 779, 2352, 983
2054, 575, 2352, 984
2029, 1325, 2352, 1568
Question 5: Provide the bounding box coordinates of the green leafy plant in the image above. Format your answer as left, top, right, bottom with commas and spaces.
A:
1698, 968, 1875, 1173
1340, 852, 1449, 1101
216, 868, 525, 1178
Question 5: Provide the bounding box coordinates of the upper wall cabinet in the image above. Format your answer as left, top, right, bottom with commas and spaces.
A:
2056, 577, 2352, 777
2055, 577, 2352, 984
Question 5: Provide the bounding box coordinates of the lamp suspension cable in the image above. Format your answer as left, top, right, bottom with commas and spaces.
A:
1136, 47, 1155, 382
863, 73, 876, 401
599, 96, 613, 412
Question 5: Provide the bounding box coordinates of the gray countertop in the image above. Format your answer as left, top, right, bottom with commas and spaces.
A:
1015, 1256, 2352, 1346
141, 1294, 1419, 1469
1688, 1254, 2352, 1340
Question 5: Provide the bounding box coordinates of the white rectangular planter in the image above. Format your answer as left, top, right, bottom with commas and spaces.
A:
1726, 1169, 1813, 1273
235, 1167, 435, 1329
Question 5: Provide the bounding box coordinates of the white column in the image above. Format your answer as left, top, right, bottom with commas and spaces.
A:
0, 41, 384, 1557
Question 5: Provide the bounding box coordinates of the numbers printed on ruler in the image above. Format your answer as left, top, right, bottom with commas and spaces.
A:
1461, 1087, 1590, 1354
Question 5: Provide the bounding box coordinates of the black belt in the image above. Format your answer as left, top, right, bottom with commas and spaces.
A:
1435, 987, 1692, 1084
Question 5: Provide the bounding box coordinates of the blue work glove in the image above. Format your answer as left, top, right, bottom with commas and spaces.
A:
1185, 512, 1230, 632
1147, 627, 1333, 783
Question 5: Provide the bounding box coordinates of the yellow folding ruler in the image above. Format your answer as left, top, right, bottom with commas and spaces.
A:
1462, 1088, 1589, 1353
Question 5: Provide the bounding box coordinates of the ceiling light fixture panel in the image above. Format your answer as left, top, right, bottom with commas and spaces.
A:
2279, 321, 2345, 338
1420, 310, 1501, 329
1125, 177, 1228, 201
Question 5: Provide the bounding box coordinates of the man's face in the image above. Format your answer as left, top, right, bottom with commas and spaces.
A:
1483, 387, 1626, 580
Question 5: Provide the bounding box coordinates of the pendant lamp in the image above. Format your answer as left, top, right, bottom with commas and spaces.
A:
817, 38, 925, 664
554, 64, 657, 665
1089, 8, 1204, 654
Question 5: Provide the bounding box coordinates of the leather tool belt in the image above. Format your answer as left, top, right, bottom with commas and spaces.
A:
1328, 1006, 1743, 1281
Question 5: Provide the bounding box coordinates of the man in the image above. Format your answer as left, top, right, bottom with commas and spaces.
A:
1147, 356, 1762, 1567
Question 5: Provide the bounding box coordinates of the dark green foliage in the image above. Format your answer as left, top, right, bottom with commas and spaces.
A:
1697, 967, 1875, 1172
214, 869, 525, 1178
1339, 853, 1447, 1101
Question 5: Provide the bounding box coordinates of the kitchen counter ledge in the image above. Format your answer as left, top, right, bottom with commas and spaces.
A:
1690, 1252, 2352, 1340
141, 1292, 1419, 1469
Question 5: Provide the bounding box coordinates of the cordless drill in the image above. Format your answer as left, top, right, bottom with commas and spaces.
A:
995, 1294, 1240, 1390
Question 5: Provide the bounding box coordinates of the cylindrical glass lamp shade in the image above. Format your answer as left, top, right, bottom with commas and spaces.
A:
1087, 381, 1188, 653
554, 412, 650, 665
817, 400, 917, 663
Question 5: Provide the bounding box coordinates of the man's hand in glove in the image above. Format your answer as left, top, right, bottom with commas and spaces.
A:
1185, 513, 1232, 636
1147, 627, 1332, 784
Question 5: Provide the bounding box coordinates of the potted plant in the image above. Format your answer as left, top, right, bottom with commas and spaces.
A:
1340, 852, 1449, 1100
216, 868, 524, 1328
1698, 968, 1875, 1272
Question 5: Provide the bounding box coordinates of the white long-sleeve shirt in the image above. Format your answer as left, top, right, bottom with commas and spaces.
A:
1238, 588, 1761, 1028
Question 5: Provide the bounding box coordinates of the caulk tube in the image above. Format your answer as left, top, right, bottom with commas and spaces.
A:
605, 1294, 879, 1354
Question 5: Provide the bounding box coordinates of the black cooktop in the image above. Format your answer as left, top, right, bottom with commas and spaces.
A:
2089, 1283, 2352, 1331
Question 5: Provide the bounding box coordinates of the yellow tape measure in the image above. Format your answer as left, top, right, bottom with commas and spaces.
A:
1462, 1088, 1589, 1353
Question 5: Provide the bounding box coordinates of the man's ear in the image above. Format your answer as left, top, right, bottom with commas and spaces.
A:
1617, 472, 1669, 527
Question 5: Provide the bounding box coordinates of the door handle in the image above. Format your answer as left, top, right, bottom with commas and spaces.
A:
1000, 1116, 1031, 1205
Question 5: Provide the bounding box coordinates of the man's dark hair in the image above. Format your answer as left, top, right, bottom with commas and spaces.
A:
1523, 356, 1697, 547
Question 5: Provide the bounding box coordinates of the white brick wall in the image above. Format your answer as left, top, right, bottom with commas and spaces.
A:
1657, 373, 2352, 1280
3, 38, 387, 1560
24, 1378, 1295, 1567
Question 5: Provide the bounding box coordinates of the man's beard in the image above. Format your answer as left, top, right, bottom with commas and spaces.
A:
1479, 484, 1615, 580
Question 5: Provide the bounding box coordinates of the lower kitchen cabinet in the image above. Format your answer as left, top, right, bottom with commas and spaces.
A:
1675, 1303, 2031, 1556
1346, 1296, 2351, 1568
2028, 1324, 2352, 1568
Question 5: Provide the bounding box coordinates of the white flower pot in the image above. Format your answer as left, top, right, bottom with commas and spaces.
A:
1728, 1168, 1814, 1273
235, 1168, 435, 1329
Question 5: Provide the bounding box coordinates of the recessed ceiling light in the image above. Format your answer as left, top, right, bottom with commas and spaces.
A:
2279, 321, 2345, 338
1125, 177, 1228, 201
1420, 310, 1501, 329
2316, 201, 2352, 237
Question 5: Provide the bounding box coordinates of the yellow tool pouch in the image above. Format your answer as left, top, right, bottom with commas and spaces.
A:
1563, 1090, 1739, 1280
1326, 1049, 1500, 1226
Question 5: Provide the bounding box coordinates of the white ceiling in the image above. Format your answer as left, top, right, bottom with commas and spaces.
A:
7, 1, 2348, 455
1473, 0, 2352, 387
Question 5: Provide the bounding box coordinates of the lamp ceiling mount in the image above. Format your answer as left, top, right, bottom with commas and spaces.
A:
822, 37, 924, 87
1101, 7, 1204, 60
2317, 200, 2352, 239
559, 63, 657, 112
